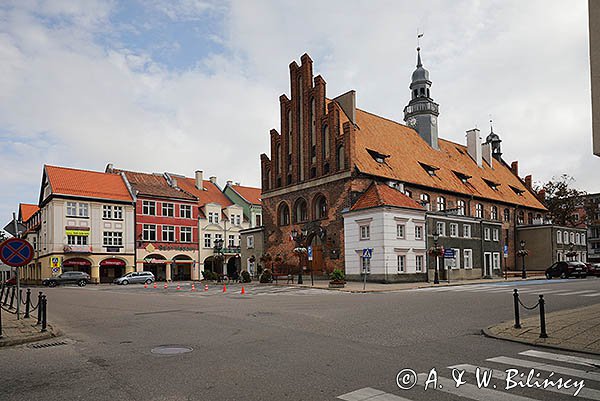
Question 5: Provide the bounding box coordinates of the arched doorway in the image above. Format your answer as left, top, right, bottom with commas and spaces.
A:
172, 255, 192, 281
203, 256, 219, 275
100, 258, 126, 283
143, 254, 167, 281
307, 233, 325, 276
63, 258, 91, 275
226, 255, 241, 280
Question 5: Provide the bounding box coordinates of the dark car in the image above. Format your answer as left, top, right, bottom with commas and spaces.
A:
587, 263, 600, 277
42, 271, 90, 287
545, 261, 588, 279
3, 276, 16, 286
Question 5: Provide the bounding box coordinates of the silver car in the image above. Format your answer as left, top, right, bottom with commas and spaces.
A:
114, 271, 155, 285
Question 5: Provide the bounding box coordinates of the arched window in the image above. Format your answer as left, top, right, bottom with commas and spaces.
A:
457, 200, 466, 215
310, 98, 316, 163
314, 194, 327, 220
557, 230, 562, 244
420, 193, 430, 211
476, 203, 483, 218
527, 212, 533, 225
570, 232, 575, 244
278, 203, 290, 226
437, 196, 446, 212
491, 206, 498, 220
503, 208, 510, 222
563, 231, 569, 244
322, 124, 330, 159
276, 143, 281, 175
293, 198, 308, 223
265, 168, 271, 191
337, 145, 345, 170
517, 210, 524, 224
297, 75, 304, 181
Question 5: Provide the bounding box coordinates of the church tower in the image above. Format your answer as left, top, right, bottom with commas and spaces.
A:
485, 121, 503, 161
403, 47, 440, 150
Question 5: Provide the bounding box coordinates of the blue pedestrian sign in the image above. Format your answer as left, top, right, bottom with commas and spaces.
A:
362, 248, 373, 259
0, 238, 34, 267
307, 246, 313, 261
503, 245, 509, 258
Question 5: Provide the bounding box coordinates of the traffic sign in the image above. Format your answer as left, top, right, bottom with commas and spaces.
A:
443, 249, 456, 259
0, 238, 34, 267
362, 248, 373, 259
307, 246, 313, 261
503, 245, 509, 258
51, 256, 61, 268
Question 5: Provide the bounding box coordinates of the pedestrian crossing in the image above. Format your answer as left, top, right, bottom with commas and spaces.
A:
337, 349, 600, 401
409, 284, 600, 298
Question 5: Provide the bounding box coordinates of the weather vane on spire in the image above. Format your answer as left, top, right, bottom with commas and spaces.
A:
417, 29, 424, 49
489, 114, 494, 132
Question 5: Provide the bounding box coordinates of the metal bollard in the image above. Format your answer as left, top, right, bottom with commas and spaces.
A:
539, 295, 548, 338
0, 300, 2, 339
9, 286, 15, 310
0, 283, 4, 301
41, 295, 47, 333
24, 289, 31, 319
513, 289, 521, 329
36, 292, 43, 325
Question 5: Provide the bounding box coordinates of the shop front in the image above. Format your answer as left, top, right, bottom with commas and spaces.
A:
172, 255, 193, 281
100, 258, 126, 283
143, 254, 167, 281
63, 257, 92, 275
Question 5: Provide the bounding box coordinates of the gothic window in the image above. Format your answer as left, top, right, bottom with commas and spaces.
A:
527, 212, 533, 225
517, 210, 524, 225
293, 198, 308, 223
437, 196, 446, 212
323, 163, 330, 174
457, 200, 466, 215
491, 206, 498, 220
278, 203, 290, 226
287, 110, 293, 172
503, 208, 510, 222
476, 203, 483, 218
265, 168, 271, 191
310, 98, 316, 163
337, 145, 345, 170
314, 195, 327, 220
297, 76, 304, 181
420, 193, 431, 211
276, 144, 281, 175
322, 124, 330, 159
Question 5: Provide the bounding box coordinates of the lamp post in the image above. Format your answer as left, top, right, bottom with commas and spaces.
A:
520, 240, 527, 279
291, 228, 307, 284
214, 238, 224, 279
433, 233, 440, 284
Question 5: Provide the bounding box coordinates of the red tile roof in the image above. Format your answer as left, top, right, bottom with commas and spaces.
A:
118, 170, 197, 201
19, 203, 39, 222
353, 109, 546, 210
351, 182, 424, 211
231, 185, 261, 205
176, 177, 233, 207
45, 165, 133, 202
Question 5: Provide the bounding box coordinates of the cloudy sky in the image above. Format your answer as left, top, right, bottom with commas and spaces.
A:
0, 0, 596, 223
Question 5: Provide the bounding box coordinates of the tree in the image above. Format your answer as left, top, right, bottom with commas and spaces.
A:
537, 174, 587, 226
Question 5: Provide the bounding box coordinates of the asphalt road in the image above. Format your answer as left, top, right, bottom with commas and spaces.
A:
1, 278, 600, 401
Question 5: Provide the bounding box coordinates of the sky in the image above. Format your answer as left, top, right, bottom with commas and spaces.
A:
0, 0, 597, 224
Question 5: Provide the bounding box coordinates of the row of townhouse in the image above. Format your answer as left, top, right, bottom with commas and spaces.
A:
16, 165, 261, 284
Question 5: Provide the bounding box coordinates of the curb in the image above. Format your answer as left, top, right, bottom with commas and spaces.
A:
481, 325, 600, 356
0, 324, 60, 348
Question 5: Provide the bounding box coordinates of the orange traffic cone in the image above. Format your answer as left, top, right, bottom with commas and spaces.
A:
153, 282, 157, 289
204, 284, 208, 292
144, 283, 148, 289
222, 284, 227, 293
191, 283, 196, 292
241, 286, 245, 295
176, 283, 181, 291
164, 282, 168, 289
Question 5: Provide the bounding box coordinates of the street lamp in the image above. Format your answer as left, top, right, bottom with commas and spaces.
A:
519, 240, 527, 279
291, 228, 307, 284
214, 238, 224, 279
433, 233, 440, 284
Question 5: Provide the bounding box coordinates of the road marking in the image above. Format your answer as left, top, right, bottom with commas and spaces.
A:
450, 364, 597, 399
336, 387, 411, 401
555, 290, 597, 296
582, 292, 600, 297
416, 373, 538, 401
486, 356, 600, 381
519, 350, 600, 368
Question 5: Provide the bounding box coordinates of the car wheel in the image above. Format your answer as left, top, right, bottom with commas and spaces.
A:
122, 280, 129, 285
545, 273, 551, 280
561, 272, 568, 279
145, 279, 152, 284
581, 274, 587, 279
48, 281, 57, 287
78, 279, 87, 287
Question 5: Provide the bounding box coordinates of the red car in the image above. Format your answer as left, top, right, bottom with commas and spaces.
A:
587, 263, 600, 277
3, 276, 16, 286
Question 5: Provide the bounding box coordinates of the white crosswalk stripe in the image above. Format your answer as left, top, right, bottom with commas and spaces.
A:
486, 356, 600, 381
519, 349, 600, 368
556, 290, 597, 296
583, 292, 600, 297
410, 284, 600, 298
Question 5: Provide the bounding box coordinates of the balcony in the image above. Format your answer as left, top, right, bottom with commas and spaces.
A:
63, 245, 92, 253
404, 102, 439, 115
221, 246, 241, 255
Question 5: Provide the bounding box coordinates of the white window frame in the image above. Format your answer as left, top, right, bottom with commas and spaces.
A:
397, 224, 405, 239
142, 224, 156, 241
476, 203, 483, 218
236, 215, 241, 225
162, 203, 174, 217
78, 203, 89, 218
67, 235, 88, 246
484, 227, 491, 241
204, 233, 212, 248
228, 234, 235, 247
415, 255, 424, 272
492, 252, 501, 270
180, 227, 192, 243
449, 223, 458, 238
570, 232, 575, 244
415, 225, 423, 240
142, 201, 156, 216
436, 222, 446, 236
103, 205, 112, 219
563, 231, 569, 244
397, 254, 406, 273
113, 206, 123, 220
360, 225, 370, 240
463, 224, 471, 238
457, 200, 466, 216
437, 196, 446, 212
451, 248, 460, 269
463, 249, 473, 269
557, 230, 562, 244
162, 225, 175, 242
66, 202, 77, 217
247, 235, 254, 249
492, 229, 499, 242
180, 205, 192, 219
103, 231, 123, 247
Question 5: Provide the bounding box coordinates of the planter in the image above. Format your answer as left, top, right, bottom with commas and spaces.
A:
328, 281, 346, 289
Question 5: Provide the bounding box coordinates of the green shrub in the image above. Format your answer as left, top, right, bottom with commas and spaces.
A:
330, 269, 345, 282
241, 270, 251, 283
202, 270, 217, 281
259, 269, 273, 283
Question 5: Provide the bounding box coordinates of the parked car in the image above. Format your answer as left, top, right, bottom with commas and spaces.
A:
3, 276, 16, 286
586, 263, 600, 277
545, 261, 587, 279
42, 271, 90, 287
114, 271, 154, 285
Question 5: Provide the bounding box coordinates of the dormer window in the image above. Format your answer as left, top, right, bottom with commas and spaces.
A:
367, 149, 390, 164
419, 162, 439, 176
510, 185, 525, 196
453, 171, 472, 184
483, 178, 501, 191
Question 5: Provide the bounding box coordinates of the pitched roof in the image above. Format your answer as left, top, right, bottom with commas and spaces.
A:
176, 177, 233, 208
351, 182, 424, 211
230, 184, 261, 205
118, 170, 197, 201
44, 165, 133, 202
353, 109, 546, 210
19, 203, 39, 222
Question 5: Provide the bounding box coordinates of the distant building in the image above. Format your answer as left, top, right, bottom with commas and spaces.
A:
517, 225, 587, 270
223, 182, 262, 228
19, 203, 41, 283
239, 226, 264, 277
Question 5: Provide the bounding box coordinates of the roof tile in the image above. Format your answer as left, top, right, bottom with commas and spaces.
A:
45, 165, 132, 202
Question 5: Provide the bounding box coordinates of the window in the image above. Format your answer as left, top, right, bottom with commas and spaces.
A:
314, 195, 327, 219
360, 256, 370, 273
360, 225, 370, 240
449, 223, 458, 237
278, 203, 290, 226
457, 200, 466, 216
527, 212, 533, 225
294, 199, 308, 223
557, 230, 562, 244
436, 222, 446, 236
162, 203, 174, 217
405, 189, 412, 198
437, 196, 446, 212
67, 202, 77, 216
228, 234, 235, 247
204, 233, 212, 248
397, 224, 405, 238
491, 206, 498, 220
492, 229, 499, 241
230, 215, 236, 224
180, 205, 192, 219
113, 206, 123, 220
484, 227, 491, 241
215, 233, 222, 244
236, 215, 241, 225
337, 145, 345, 170
162, 225, 175, 242
247, 235, 254, 249
493, 253, 501, 270
563, 231, 569, 244
322, 125, 330, 159
397, 255, 406, 273
451, 248, 460, 269
143, 201, 156, 216
67, 235, 88, 245
180, 227, 192, 242
517, 210, 524, 224
416, 255, 424, 272
255, 214, 262, 226
103, 205, 112, 219
570, 232, 575, 244
503, 208, 510, 222
476, 203, 483, 218
142, 224, 156, 241
420, 194, 431, 211
463, 224, 472, 238
75, 203, 88, 217
415, 226, 423, 240
463, 249, 473, 269
103, 232, 123, 247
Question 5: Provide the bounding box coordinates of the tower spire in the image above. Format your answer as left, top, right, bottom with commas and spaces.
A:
416, 47, 422, 67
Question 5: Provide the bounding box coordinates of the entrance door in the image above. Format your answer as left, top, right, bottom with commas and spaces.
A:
484, 253, 492, 277
308, 245, 324, 275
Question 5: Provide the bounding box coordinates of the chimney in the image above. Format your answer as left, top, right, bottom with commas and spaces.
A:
466, 128, 482, 168
333, 90, 356, 124
105, 163, 114, 173
171, 176, 177, 187
510, 161, 519, 176
209, 176, 217, 184
524, 175, 532, 190
226, 180, 233, 186
195, 170, 203, 189
537, 188, 546, 202
482, 142, 493, 168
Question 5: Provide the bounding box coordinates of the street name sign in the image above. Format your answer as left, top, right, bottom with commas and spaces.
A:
443, 249, 456, 259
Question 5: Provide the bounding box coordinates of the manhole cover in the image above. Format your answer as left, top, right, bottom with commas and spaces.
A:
151, 345, 193, 355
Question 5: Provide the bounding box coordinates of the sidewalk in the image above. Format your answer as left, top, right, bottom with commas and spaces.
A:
274, 275, 546, 293
484, 303, 600, 355
0, 310, 57, 347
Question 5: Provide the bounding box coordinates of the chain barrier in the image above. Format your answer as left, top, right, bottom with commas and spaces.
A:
0, 288, 48, 337
512, 289, 547, 338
